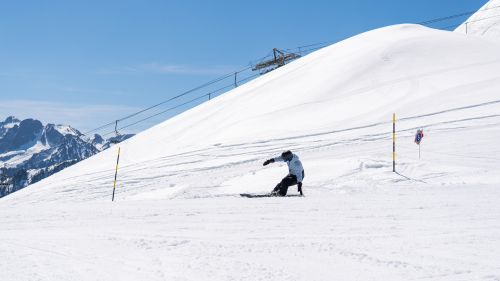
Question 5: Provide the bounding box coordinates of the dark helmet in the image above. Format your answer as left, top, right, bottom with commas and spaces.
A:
281, 150, 293, 161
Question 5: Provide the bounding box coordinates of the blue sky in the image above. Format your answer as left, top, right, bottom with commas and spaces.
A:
0, 0, 487, 135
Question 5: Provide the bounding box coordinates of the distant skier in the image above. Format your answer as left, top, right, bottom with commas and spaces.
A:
263, 150, 304, 196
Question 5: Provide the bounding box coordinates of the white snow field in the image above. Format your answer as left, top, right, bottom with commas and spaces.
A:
455, 0, 500, 40
2, 24, 500, 281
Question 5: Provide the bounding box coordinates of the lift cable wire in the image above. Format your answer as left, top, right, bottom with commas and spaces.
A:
80, 8, 500, 138
99, 72, 261, 137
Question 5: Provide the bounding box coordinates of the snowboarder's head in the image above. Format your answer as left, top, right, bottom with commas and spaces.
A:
281, 150, 293, 162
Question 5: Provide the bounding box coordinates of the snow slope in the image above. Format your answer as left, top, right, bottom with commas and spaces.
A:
455, 0, 500, 40
1, 24, 500, 280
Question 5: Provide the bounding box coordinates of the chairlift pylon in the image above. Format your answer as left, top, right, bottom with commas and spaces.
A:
252, 48, 301, 74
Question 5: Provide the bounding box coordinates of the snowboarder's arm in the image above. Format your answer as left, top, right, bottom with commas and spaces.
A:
297, 182, 303, 195
273, 156, 285, 162
264, 154, 285, 165
263, 158, 275, 166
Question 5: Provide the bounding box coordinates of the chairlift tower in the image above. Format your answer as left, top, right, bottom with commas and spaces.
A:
252, 48, 301, 74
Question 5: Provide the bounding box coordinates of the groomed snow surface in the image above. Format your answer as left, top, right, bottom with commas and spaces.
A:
1, 24, 500, 280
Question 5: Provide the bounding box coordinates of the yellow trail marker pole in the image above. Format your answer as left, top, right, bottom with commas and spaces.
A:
112, 147, 121, 202
393, 113, 396, 173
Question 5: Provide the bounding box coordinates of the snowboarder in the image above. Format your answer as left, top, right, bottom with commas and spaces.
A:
263, 150, 304, 196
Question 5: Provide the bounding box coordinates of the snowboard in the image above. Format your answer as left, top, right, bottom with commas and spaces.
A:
240, 193, 303, 198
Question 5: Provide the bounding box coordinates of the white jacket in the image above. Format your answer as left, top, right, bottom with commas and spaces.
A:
274, 154, 304, 182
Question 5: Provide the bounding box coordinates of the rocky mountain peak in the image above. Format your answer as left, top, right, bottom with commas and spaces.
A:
0, 116, 135, 197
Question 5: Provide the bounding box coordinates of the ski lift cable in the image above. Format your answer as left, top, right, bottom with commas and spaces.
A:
83, 66, 254, 138
80, 8, 492, 138
283, 40, 337, 53
465, 14, 500, 24
436, 23, 462, 30
102, 95, 211, 136
437, 14, 500, 30
82, 121, 117, 136
418, 6, 500, 26
418, 11, 476, 25
249, 51, 275, 67
475, 5, 500, 13
116, 66, 253, 123
100, 72, 262, 136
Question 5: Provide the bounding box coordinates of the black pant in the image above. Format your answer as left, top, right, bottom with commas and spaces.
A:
273, 171, 304, 196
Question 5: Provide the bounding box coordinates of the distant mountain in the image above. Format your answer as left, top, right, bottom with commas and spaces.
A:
0, 116, 134, 197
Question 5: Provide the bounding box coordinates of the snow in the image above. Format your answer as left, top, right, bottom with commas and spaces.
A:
2, 122, 19, 129
53, 124, 80, 136
2, 186, 500, 281
0, 117, 20, 138
0, 141, 48, 167
1, 24, 500, 280
455, 0, 500, 40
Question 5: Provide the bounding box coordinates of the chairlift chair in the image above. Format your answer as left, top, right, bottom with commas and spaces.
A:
110, 120, 122, 144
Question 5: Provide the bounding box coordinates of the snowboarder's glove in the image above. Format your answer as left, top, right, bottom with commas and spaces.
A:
263, 158, 275, 166
297, 182, 303, 195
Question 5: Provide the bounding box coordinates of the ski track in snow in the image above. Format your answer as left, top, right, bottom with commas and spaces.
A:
2, 185, 500, 281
